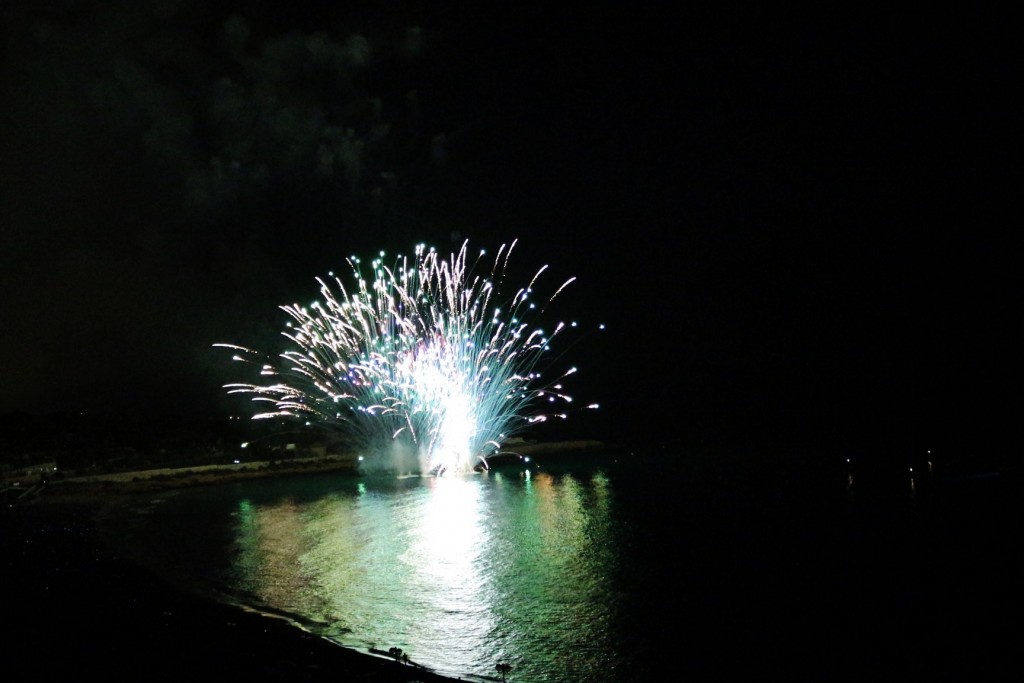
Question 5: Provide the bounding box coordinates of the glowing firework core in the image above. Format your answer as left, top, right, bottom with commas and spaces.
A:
217, 240, 595, 475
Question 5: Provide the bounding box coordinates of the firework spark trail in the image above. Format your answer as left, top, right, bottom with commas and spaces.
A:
216, 240, 599, 475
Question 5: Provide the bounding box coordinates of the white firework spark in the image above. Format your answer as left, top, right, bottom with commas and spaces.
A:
216, 240, 598, 475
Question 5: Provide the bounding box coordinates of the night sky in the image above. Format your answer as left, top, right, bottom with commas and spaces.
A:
1, 2, 1015, 453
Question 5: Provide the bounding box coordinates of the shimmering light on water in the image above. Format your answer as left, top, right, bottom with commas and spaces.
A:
98, 447, 1015, 681
183, 466, 622, 681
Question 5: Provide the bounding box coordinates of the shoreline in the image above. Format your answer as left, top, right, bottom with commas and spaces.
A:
24, 439, 612, 498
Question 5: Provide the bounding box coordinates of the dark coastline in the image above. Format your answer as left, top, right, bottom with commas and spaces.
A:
2, 498, 465, 682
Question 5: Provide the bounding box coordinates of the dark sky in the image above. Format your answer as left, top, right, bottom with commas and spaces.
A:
1, 2, 1016, 451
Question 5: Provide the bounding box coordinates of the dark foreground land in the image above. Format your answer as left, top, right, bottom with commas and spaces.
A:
1, 499, 464, 682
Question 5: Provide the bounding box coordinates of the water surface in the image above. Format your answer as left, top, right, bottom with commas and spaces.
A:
100, 446, 1017, 681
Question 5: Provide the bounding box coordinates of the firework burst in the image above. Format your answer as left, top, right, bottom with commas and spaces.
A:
216, 240, 599, 475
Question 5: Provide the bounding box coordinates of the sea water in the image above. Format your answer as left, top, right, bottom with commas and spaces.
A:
99, 445, 1015, 681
